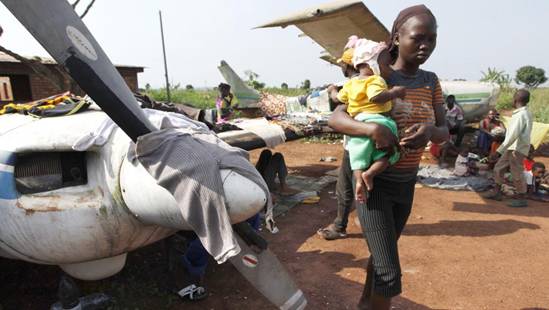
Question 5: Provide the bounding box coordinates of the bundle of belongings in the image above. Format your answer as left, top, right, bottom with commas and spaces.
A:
134, 93, 243, 133
0, 92, 91, 117
417, 164, 493, 192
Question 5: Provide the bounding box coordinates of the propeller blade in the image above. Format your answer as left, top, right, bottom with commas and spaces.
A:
230, 233, 307, 310
1, 0, 155, 141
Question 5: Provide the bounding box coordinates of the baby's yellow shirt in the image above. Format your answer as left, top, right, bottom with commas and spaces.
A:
337, 75, 391, 117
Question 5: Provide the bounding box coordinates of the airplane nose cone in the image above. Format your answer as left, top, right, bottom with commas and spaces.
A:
120, 157, 267, 230
221, 169, 267, 222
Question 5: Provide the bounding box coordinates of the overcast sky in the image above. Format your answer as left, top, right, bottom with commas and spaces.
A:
1, 0, 547, 89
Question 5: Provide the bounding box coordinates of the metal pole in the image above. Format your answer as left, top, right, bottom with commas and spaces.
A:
159, 10, 171, 102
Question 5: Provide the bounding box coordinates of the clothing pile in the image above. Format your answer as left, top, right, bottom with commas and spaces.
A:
417, 164, 493, 192
257, 92, 287, 117
0, 92, 91, 117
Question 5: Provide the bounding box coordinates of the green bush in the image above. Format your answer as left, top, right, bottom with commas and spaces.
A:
495, 89, 514, 111
529, 88, 549, 123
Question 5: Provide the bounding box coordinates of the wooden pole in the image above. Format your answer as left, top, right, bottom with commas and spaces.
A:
159, 10, 171, 102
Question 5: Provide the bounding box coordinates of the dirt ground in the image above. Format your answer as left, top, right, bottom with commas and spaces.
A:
2, 141, 549, 310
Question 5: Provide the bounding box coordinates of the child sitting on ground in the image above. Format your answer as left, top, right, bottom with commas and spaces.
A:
453, 147, 481, 176
336, 39, 405, 201
526, 162, 546, 194
454, 148, 470, 177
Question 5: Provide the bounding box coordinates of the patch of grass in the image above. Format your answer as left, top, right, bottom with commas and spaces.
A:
146, 87, 309, 109
146, 88, 218, 109
529, 88, 549, 123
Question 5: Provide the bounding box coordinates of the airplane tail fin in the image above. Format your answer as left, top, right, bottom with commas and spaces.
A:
218, 61, 261, 108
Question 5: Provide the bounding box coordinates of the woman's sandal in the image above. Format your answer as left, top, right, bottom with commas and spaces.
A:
317, 224, 347, 240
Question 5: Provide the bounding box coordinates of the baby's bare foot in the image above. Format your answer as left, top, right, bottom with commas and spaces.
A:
361, 171, 374, 192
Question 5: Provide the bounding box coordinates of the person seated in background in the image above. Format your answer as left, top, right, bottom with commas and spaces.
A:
216, 83, 235, 123
477, 109, 506, 156
523, 144, 536, 171
430, 141, 459, 168
445, 95, 466, 147
255, 149, 298, 196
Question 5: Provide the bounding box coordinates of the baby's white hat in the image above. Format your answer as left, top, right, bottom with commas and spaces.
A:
352, 39, 388, 75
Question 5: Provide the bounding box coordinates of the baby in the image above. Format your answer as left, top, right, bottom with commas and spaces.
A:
337, 38, 405, 201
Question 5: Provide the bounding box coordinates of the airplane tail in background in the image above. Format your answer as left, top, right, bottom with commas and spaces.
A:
218, 61, 261, 108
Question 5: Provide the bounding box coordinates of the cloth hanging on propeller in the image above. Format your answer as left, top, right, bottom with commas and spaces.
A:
134, 121, 275, 263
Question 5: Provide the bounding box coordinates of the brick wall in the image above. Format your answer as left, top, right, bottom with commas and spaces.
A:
0, 62, 143, 101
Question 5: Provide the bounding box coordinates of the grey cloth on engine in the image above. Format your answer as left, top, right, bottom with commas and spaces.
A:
417, 165, 493, 192
135, 123, 273, 264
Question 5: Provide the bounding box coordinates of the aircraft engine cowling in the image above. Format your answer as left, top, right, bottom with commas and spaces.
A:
119, 156, 267, 230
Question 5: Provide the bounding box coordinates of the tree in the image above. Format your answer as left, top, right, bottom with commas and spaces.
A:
301, 79, 311, 90
244, 70, 259, 82
515, 66, 547, 89
0, 0, 98, 93
243, 70, 265, 90
185, 84, 194, 90
281, 82, 288, 89
480, 67, 511, 91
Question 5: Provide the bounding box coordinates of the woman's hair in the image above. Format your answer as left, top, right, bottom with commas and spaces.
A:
218, 83, 231, 92
387, 5, 437, 63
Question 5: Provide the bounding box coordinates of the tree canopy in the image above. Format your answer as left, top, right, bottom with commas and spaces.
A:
515, 66, 547, 89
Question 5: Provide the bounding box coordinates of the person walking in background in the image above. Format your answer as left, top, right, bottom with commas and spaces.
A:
484, 89, 533, 207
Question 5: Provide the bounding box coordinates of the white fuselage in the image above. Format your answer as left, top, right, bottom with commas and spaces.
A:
0, 110, 266, 280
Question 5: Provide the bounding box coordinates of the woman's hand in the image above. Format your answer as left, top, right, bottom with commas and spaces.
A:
399, 124, 433, 149
328, 105, 398, 156
370, 123, 399, 157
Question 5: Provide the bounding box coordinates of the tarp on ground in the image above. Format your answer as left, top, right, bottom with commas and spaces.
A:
501, 116, 549, 149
